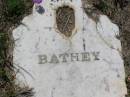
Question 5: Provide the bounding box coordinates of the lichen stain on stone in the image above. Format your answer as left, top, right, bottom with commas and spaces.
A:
56, 6, 75, 37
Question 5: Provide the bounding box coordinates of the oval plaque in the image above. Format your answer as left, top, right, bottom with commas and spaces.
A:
56, 6, 75, 37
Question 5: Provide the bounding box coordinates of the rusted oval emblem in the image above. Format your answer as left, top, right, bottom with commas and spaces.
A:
56, 6, 75, 37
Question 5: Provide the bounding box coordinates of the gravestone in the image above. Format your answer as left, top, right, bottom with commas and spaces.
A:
13, 0, 127, 97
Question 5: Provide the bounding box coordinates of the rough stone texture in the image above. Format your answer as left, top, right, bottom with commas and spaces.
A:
13, 0, 127, 97
81, 0, 130, 96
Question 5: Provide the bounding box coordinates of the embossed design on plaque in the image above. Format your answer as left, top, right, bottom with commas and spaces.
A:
56, 6, 75, 37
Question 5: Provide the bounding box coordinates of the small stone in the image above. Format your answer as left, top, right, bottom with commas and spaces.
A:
36, 6, 45, 14
127, 75, 130, 83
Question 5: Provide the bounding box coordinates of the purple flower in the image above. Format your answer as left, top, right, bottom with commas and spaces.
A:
33, 0, 43, 4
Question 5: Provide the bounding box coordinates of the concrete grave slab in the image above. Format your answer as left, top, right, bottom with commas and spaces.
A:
13, 0, 127, 97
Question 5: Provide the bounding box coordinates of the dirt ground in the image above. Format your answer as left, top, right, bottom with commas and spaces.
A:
0, 0, 130, 97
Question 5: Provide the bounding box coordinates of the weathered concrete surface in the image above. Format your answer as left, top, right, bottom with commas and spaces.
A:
13, 0, 127, 97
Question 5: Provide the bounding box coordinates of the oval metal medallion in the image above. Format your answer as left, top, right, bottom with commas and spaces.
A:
56, 6, 75, 37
